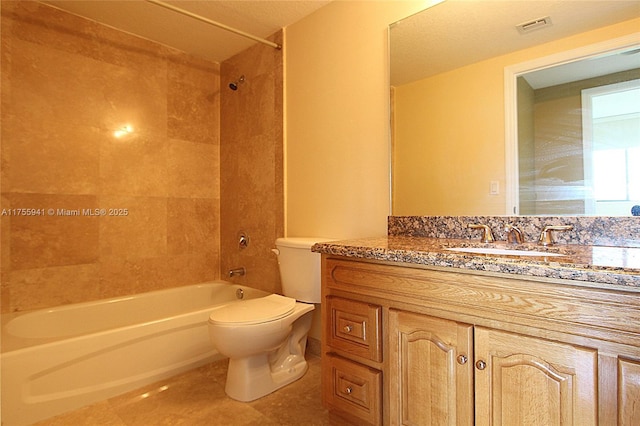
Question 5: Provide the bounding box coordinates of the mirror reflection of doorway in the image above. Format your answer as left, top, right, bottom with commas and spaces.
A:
513, 39, 640, 216
583, 79, 640, 215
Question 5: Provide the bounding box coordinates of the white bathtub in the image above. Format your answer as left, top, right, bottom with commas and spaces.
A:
1, 282, 268, 426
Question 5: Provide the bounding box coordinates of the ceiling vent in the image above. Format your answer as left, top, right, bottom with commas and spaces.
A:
516, 16, 552, 34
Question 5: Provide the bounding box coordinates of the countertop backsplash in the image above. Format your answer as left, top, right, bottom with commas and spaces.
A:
388, 216, 640, 248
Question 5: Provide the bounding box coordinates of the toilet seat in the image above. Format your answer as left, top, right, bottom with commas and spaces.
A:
209, 294, 296, 325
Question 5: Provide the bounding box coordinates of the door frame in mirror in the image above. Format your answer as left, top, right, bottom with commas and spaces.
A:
504, 33, 640, 215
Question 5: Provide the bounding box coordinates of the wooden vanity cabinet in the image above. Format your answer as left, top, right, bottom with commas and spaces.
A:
321, 256, 640, 425
389, 310, 598, 425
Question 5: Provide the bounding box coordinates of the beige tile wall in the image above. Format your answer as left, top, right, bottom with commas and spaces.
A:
220, 32, 284, 295
1, 1, 225, 312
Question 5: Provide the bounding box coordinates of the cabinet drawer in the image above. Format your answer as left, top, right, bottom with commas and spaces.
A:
325, 354, 382, 425
327, 296, 382, 361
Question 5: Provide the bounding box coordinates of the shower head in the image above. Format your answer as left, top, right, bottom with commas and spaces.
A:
229, 75, 245, 91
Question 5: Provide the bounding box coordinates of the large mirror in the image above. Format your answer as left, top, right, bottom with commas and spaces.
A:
390, 0, 640, 216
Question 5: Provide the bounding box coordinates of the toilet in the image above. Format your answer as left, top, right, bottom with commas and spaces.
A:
208, 237, 332, 402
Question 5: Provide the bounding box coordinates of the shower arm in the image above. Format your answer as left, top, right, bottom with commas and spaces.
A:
145, 0, 282, 50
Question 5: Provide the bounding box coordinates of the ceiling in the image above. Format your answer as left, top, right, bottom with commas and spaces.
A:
41, 1, 640, 82
390, 0, 640, 86
43, 0, 332, 63
523, 47, 640, 89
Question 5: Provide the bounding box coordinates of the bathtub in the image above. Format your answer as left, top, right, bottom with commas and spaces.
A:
1, 282, 268, 426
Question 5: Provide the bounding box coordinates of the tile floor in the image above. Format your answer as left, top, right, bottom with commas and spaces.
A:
34, 355, 329, 425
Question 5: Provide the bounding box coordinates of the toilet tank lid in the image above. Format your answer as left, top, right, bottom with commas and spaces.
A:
209, 294, 296, 325
275, 237, 335, 249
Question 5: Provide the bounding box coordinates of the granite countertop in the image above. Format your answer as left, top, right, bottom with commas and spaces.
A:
312, 236, 640, 290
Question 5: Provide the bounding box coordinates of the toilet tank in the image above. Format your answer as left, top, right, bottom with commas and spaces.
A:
274, 237, 334, 303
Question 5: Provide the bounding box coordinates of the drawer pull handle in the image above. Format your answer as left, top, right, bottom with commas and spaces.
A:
345, 386, 353, 395
476, 360, 487, 370
457, 354, 468, 365
343, 325, 353, 333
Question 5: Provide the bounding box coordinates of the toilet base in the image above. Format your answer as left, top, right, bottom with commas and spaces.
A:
225, 353, 309, 402
211, 304, 315, 402
223, 309, 314, 402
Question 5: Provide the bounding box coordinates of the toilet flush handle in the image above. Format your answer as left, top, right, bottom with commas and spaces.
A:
271, 248, 280, 255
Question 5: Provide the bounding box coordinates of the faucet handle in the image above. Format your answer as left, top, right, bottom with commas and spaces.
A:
504, 224, 524, 244
468, 223, 495, 243
538, 225, 573, 246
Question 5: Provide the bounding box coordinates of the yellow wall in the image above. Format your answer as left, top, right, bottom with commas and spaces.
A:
284, 1, 432, 238
393, 58, 507, 215
392, 16, 640, 216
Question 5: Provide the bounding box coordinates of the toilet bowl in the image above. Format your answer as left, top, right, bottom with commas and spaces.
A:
208, 237, 333, 402
209, 295, 314, 401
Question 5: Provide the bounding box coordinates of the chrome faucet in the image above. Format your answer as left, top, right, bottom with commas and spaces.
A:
468, 223, 495, 243
504, 224, 524, 244
538, 225, 573, 246
228, 267, 246, 277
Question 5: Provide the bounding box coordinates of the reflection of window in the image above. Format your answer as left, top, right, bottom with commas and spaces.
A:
583, 79, 640, 215
593, 147, 640, 200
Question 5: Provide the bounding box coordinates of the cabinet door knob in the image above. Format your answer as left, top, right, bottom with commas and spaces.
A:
343, 325, 353, 333
475, 360, 487, 370
345, 386, 353, 395
457, 354, 468, 365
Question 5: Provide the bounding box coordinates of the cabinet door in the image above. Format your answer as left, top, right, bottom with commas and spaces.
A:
388, 309, 473, 426
474, 327, 598, 426
619, 357, 640, 425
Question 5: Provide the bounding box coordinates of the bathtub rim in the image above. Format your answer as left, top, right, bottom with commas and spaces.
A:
1, 281, 269, 354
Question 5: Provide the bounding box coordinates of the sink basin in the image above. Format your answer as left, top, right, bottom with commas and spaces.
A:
446, 247, 565, 257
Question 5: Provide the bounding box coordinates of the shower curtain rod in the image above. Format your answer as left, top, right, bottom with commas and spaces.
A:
146, 0, 282, 50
